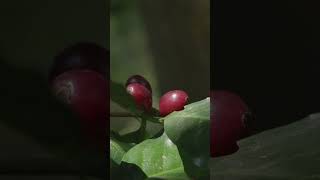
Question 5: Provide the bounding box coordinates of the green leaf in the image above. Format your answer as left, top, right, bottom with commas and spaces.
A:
122, 133, 189, 179
110, 138, 134, 179
211, 113, 320, 180
164, 98, 210, 179
110, 80, 160, 123
111, 119, 163, 144
110, 80, 141, 114
110, 138, 133, 165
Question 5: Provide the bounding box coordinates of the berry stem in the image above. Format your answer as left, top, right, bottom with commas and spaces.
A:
110, 112, 135, 117
110, 112, 163, 124
138, 118, 147, 140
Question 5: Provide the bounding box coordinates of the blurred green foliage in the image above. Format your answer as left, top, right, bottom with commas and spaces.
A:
110, 0, 210, 135
110, 0, 161, 135
139, 0, 210, 102
110, 1, 160, 100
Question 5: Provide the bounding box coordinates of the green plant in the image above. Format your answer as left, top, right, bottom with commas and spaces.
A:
110, 81, 210, 179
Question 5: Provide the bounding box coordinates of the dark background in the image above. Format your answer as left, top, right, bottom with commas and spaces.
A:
0, 0, 108, 179
213, 1, 320, 132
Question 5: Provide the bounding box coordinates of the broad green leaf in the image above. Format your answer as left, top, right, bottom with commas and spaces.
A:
110, 81, 160, 124
164, 98, 210, 179
110, 138, 133, 165
111, 127, 160, 144
110, 138, 134, 179
122, 133, 189, 179
211, 113, 320, 180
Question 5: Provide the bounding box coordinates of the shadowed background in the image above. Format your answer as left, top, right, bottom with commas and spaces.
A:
213, 0, 320, 133
0, 0, 109, 179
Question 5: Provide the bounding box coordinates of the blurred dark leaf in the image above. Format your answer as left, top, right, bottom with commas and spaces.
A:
211, 113, 320, 180
118, 162, 148, 180
164, 98, 210, 179
111, 161, 147, 180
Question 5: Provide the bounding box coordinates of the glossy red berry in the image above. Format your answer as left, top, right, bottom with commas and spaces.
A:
126, 75, 152, 93
49, 42, 109, 81
126, 83, 152, 111
51, 69, 108, 144
159, 90, 188, 117
210, 90, 250, 158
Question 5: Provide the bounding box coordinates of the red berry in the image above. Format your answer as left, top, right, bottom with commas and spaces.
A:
51, 70, 108, 144
49, 42, 109, 81
125, 75, 152, 93
126, 83, 152, 111
159, 90, 188, 116
210, 90, 250, 157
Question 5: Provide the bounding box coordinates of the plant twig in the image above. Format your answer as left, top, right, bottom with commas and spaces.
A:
110, 112, 135, 117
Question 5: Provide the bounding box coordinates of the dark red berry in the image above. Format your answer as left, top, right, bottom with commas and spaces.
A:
159, 90, 188, 117
210, 90, 250, 158
49, 42, 109, 81
125, 75, 152, 93
126, 83, 152, 111
51, 70, 108, 144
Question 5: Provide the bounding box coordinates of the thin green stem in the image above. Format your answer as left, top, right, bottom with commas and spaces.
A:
110, 112, 135, 117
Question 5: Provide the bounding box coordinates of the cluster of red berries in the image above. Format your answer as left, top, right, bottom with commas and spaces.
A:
210, 90, 252, 158
125, 76, 252, 158
46, 42, 252, 158
49, 42, 109, 145
125, 75, 189, 117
